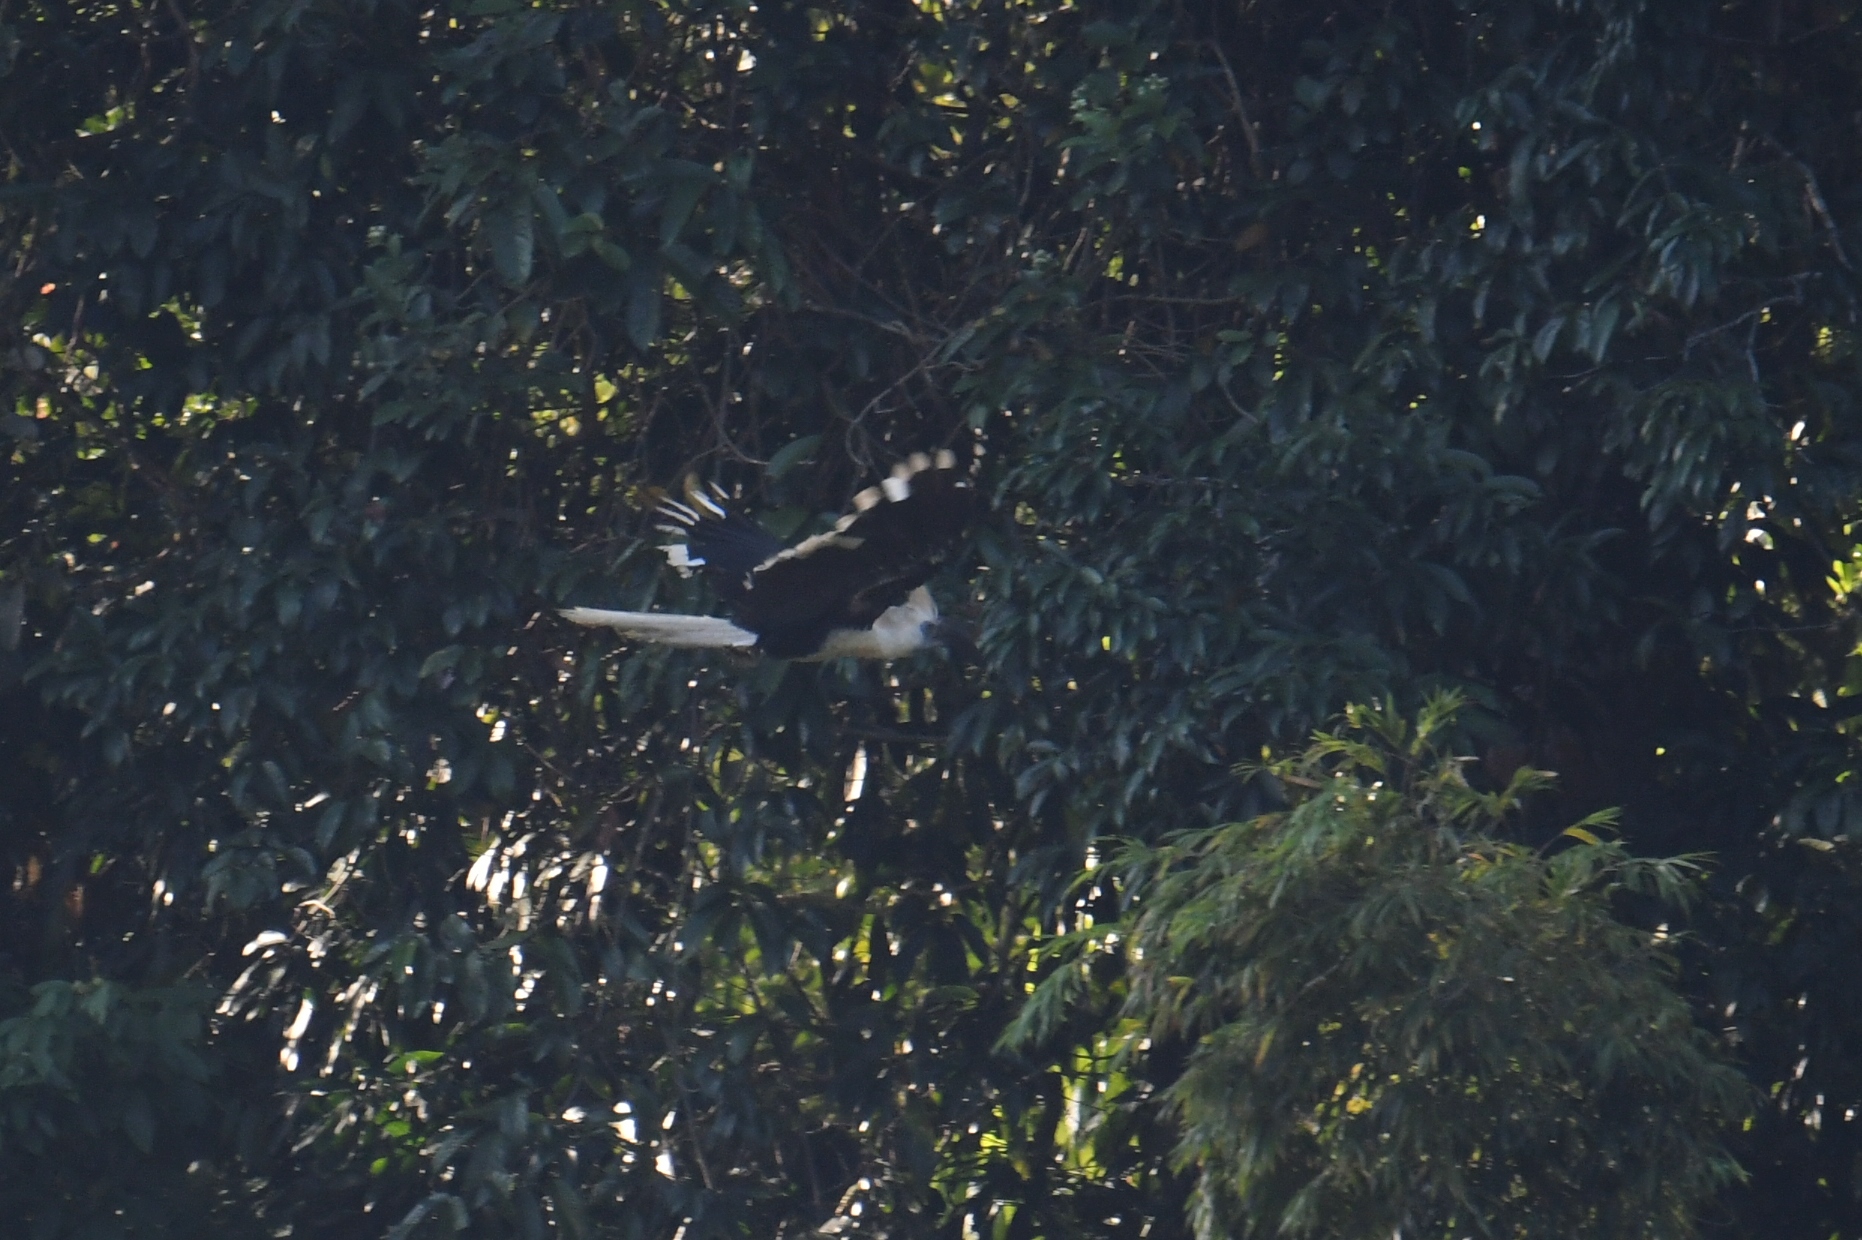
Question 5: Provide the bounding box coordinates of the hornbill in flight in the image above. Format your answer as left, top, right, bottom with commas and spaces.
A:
561, 451, 974, 660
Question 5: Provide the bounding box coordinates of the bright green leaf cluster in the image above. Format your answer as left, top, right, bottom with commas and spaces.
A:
1115, 697, 1748, 1239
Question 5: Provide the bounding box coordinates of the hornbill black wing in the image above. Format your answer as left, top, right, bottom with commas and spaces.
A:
655, 479, 787, 602
732, 453, 973, 655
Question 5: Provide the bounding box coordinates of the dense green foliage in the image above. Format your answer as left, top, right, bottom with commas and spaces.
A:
1014, 698, 1746, 1237
6, 0, 1862, 1236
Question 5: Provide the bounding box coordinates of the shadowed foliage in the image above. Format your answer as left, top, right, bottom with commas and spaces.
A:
1009, 697, 1747, 1238
5, 0, 1862, 1237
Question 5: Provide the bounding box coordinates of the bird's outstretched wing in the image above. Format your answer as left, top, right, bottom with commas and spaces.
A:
654, 479, 787, 601
733, 452, 973, 655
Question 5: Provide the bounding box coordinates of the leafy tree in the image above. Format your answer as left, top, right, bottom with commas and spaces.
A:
4, 0, 1862, 1237
1014, 696, 1748, 1239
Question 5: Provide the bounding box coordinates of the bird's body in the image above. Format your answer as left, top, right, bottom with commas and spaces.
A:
562, 452, 971, 660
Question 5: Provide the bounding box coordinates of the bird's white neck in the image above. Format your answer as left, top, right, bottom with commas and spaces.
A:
806, 587, 938, 661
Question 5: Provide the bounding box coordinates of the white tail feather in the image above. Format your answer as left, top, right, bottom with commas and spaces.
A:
559, 608, 757, 648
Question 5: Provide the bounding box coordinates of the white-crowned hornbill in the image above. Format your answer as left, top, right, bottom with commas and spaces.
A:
561, 451, 973, 660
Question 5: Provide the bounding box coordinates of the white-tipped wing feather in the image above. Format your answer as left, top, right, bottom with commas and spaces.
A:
558, 608, 757, 648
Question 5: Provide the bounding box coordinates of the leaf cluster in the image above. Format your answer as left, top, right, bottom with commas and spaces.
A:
1117, 697, 1749, 1238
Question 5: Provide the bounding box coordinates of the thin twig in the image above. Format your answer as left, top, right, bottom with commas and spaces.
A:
709, 336, 763, 465
798, 300, 927, 342
1683, 279, 1811, 359
1208, 40, 1264, 179
1764, 136, 1852, 270
846, 725, 945, 746
162, 0, 200, 94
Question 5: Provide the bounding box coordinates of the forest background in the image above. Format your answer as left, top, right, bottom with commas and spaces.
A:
4, 0, 1862, 1236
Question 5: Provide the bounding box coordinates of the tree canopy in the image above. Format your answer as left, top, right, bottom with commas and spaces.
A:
1011, 697, 1747, 1238
5, 0, 1862, 1237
